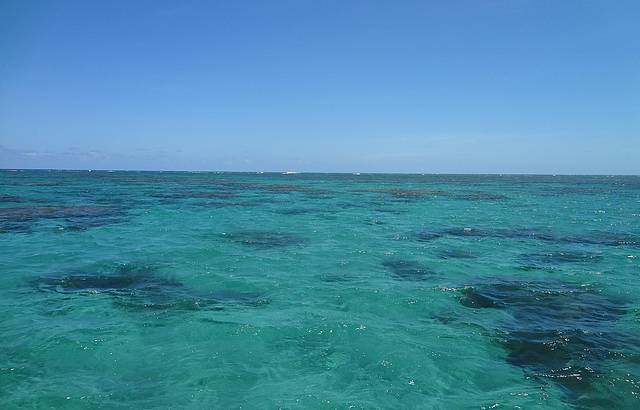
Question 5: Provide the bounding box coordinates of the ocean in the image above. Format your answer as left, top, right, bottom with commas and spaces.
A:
1, 170, 639, 409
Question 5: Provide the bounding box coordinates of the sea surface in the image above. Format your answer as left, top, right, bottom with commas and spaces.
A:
1, 170, 640, 409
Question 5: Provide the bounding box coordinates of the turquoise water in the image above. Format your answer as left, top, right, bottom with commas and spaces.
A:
1, 171, 640, 409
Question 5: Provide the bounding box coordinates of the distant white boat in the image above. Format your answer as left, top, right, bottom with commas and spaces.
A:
283, 171, 298, 174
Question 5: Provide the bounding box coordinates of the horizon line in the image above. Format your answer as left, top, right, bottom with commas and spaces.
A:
1, 168, 638, 177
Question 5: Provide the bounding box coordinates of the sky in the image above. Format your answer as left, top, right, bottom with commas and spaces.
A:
0, 0, 638, 174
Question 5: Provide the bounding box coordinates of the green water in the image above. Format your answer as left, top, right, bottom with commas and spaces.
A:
1, 171, 639, 409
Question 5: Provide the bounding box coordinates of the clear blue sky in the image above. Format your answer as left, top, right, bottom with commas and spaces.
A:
1, 0, 638, 173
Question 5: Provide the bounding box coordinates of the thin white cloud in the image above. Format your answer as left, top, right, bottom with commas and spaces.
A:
23, 151, 55, 157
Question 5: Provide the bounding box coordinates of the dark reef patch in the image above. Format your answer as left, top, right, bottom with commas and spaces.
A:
382, 259, 434, 281
334, 202, 369, 210
519, 251, 603, 269
0, 195, 26, 203
59, 215, 127, 231
354, 188, 508, 201
319, 273, 352, 283
35, 263, 170, 293
0, 205, 121, 220
539, 187, 610, 196
196, 200, 265, 208
441, 227, 493, 238
562, 231, 640, 247
373, 207, 404, 214
449, 191, 509, 201
437, 248, 476, 259
415, 230, 444, 241
206, 180, 334, 196
0, 205, 126, 232
149, 190, 236, 200
34, 264, 267, 312
367, 219, 385, 225
222, 230, 305, 248
0, 220, 32, 233
441, 227, 556, 241
215, 181, 262, 190
354, 188, 446, 201
36, 272, 171, 292
458, 278, 637, 406
274, 208, 319, 215
28, 181, 66, 187
112, 287, 268, 312
385, 189, 442, 200
414, 226, 640, 248
262, 184, 331, 195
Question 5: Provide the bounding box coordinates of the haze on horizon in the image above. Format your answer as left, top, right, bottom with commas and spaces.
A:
1, 0, 638, 174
